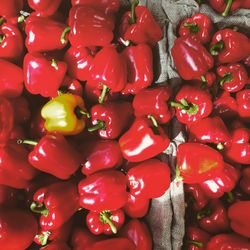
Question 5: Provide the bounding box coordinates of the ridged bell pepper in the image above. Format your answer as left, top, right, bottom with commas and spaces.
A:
171, 36, 214, 80
41, 93, 89, 135
127, 159, 171, 199
176, 142, 224, 184
78, 170, 128, 212
178, 13, 213, 44
86, 209, 125, 235
23, 52, 67, 98
0, 1, 23, 19
240, 167, 250, 194
210, 29, 250, 64
236, 89, 250, 121
133, 86, 173, 124
30, 181, 79, 231
119, 1, 163, 47
121, 43, 153, 95
217, 63, 248, 93
88, 101, 134, 139
119, 117, 170, 162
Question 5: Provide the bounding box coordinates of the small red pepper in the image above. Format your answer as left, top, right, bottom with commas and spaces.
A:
31, 181, 79, 231
88, 101, 134, 139
39, 240, 71, 250
217, 63, 248, 93
86, 209, 125, 235
171, 36, 214, 80
178, 13, 213, 44
236, 89, 250, 121
133, 86, 173, 124
0, 0, 23, 19
240, 167, 250, 194
78, 170, 128, 212
127, 158, 171, 199
228, 201, 250, 238
210, 29, 250, 64
119, 1, 163, 47
79, 139, 123, 176
176, 142, 224, 184
170, 85, 213, 125
24, 52, 67, 97
119, 117, 170, 162
0, 208, 38, 250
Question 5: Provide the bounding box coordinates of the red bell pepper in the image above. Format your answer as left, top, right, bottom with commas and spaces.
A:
88, 101, 134, 139
197, 199, 230, 234
119, 219, 152, 250
11, 97, 31, 125
217, 63, 248, 93
79, 139, 123, 176
0, 59, 23, 98
0, 208, 38, 250
19, 134, 82, 180
39, 240, 71, 250
119, 117, 170, 162
64, 46, 94, 81
176, 142, 224, 184
25, 16, 69, 52
59, 76, 83, 96
228, 201, 250, 238
0, 185, 20, 207
121, 43, 153, 95
29, 108, 47, 138
171, 36, 214, 80
170, 85, 213, 125
206, 233, 250, 250
133, 86, 173, 124
23, 52, 67, 97
86, 209, 125, 235
27, 0, 62, 17
210, 29, 250, 64
31, 181, 79, 231
236, 89, 250, 121
178, 13, 213, 44
119, 1, 163, 47
127, 158, 171, 199
78, 170, 128, 212
0, 0, 23, 19
68, 5, 115, 47
240, 167, 250, 194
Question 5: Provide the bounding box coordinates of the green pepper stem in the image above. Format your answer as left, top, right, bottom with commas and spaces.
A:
147, 115, 158, 127
98, 84, 110, 104
210, 40, 224, 56
0, 34, 5, 43
30, 202, 49, 216
219, 72, 233, 86
175, 165, 183, 182
61, 26, 70, 44
197, 207, 212, 220
226, 191, 235, 203
170, 101, 185, 109
200, 75, 207, 89
100, 211, 117, 234
74, 106, 91, 119
217, 142, 224, 150
0, 17, 5, 26
222, 0, 233, 17
170, 99, 199, 115
16, 139, 38, 146
51, 59, 58, 70
186, 240, 203, 248
88, 120, 106, 132
183, 22, 199, 33
37, 231, 51, 246
129, 0, 140, 24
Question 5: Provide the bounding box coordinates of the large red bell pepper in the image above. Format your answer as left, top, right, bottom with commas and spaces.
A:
27, 0, 62, 16
0, 0, 23, 19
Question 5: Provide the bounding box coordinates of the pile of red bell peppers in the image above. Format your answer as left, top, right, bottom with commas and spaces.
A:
172, 11, 250, 250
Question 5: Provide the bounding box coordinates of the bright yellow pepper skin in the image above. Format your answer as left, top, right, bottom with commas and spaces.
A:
41, 93, 89, 135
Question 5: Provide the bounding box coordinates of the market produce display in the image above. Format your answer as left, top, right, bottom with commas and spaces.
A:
0, 0, 249, 249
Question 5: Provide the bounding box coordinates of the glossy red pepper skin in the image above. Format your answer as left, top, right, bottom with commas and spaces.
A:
86, 209, 125, 235
178, 13, 213, 44
171, 85, 213, 125
217, 63, 248, 93
236, 89, 250, 121
240, 167, 250, 194
88, 46, 127, 93
171, 36, 214, 80
68, 5, 115, 47
89, 102, 134, 139
210, 29, 250, 64
119, 118, 170, 162
78, 170, 128, 212
25, 16, 69, 53
119, 219, 152, 250
28, 0, 62, 16
28, 134, 82, 179
0, 1, 23, 19
0, 209, 37, 250
32, 181, 79, 231
177, 142, 224, 184
228, 201, 250, 238
121, 44, 153, 95
133, 86, 173, 124
0, 59, 23, 98
40, 240, 71, 250
60, 76, 83, 96
79, 139, 123, 176
127, 159, 171, 199
24, 52, 67, 97
207, 233, 250, 250
208, 0, 243, 16
119, 6, 163, 47
64, 46, 94, 81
